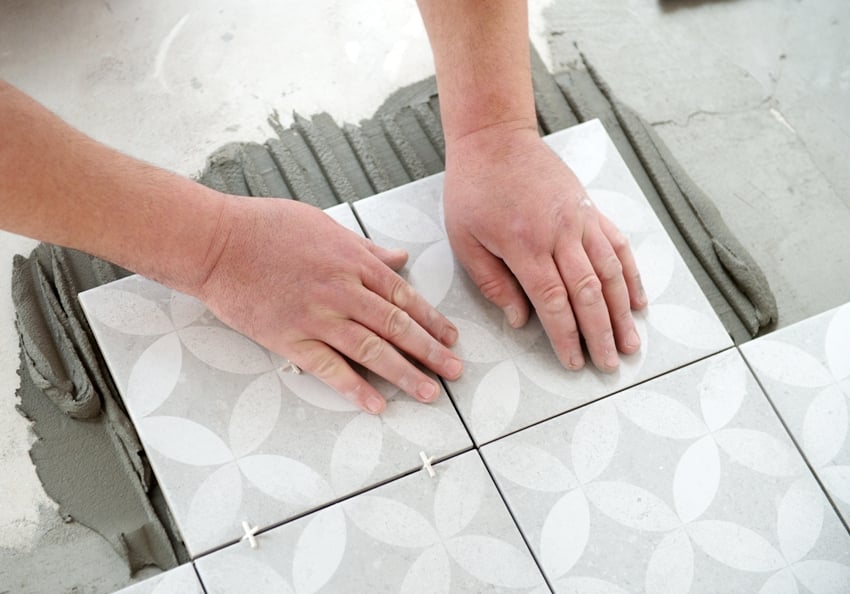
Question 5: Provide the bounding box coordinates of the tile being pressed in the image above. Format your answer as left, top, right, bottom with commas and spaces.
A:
481, 350, 850, 594
353, 119, 732, 444
114, 564, 203, 594
195, 450, 546, 593
78, 202, 472, 557
741, 301, 850, 525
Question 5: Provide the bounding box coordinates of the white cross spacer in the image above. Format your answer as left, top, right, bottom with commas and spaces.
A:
241, 520, 260, 549
419, 451, 436, 478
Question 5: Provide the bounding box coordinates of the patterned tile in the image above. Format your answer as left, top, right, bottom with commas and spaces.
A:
481, 350, 850, 593
79, 202, 472, 556
194, 450, 546, 593
114, 564, 203, 594
352, 119, 732, 444
741, 302, 850, 526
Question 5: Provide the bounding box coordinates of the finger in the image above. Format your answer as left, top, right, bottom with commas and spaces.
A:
554, 242, 618, 372
598, 214, 647, 310
453, 238, 530, 329
509, 255, 585, 370
582, 220, 641, 355
361, 263, 459, 348
324, 320, 444, 404
351, 289, 463, 381
362, 238, 408, 271
289, 340, 388, 414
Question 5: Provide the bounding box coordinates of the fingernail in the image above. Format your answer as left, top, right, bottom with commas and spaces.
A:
445, 358, 463, 379
417, 381, 438, 402
627, 329, 641, 350
638, 280, 648, 305
568, 352, 585, 370
443, 325, 458, 346
365, 395, 385, 414
604, 350, 620, 371
503, 305, 520, 328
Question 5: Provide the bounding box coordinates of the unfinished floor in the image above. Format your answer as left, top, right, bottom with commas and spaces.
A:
1, 0, 848, 592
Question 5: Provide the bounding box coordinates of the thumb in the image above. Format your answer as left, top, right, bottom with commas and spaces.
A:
363, 238, 408, 271
454, 239, 530, 328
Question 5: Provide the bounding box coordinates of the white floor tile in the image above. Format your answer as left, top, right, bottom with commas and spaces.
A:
114, 564, 202, 594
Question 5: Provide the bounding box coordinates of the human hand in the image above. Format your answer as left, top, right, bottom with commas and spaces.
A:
195, 197, 463, 414
443, 125, 647, 372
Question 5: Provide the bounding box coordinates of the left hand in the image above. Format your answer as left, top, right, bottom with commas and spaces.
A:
443, 124, 647, 372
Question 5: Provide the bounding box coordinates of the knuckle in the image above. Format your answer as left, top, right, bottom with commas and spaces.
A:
384, 307, 412, 340
598, 255, 624, 283
539, 284, 569, 314
390, 277, 414, 309
303, 349, 342, 380
477, 276, 508, 303
609, 231, 630, 253
354, 334, 385, 364
575, 274, 604, 307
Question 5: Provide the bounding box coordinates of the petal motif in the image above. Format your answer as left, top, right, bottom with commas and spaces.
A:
572, 400, 619, 484
758, 569, 799, 594
674, 436, 721, 523
382, 400, 463, 448
585, 481, 679, 532
777, 477, 824, 564
715, 428, 804, 477
434, 454, 485, 539
819, 465, 850, 505
363, 201, 445, 244
469, 361, 521, 444
825, 304, 850, 381
484, 440, 577, 493
127, 333, 182, 418
82, 288, 174, 335
649, 304, 730, 351
238, 455, 331, 505
292, 507, 347, 594
228, 372, 281, 458
549, 576, 630, 594
645, 528, 693, 594
151, 565, 204, 594
169, 290, 207, 329
449, 315, 543, 363
139, 416, 233, 466
199, 554, 294, 594
802, 386, 848, 468
279, 371, 360, 412
184, 463, 242, 554
635, 233, 675, 302
792, 560, 850, 594
446, 535, 543, 588
179, 326, 273, 374
344, 495, 438, 548
553, 124, 606, 186
330, 412, 383, 494
687, 520, 785, 572
540, 490, 590, 579
400, 545, 451, 594
588, 189, 646, 234
408, 239, 454, 308
616, 389, 707, 439
699, 352, 748, 432
743, 340, 833, 388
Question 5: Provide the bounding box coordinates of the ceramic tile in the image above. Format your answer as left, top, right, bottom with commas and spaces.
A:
194, 450, 546, 593
741, 302, 850, 526
114, 564, 203, 594
481, 350, 850, 593
352, 119, 732, 444
79, 202, 472, 557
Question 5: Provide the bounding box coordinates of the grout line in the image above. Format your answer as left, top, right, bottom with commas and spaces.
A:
737, 345, 850, 535
191, 561, 209, 594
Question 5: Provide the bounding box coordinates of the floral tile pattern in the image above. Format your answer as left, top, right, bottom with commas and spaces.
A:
741, 302, 850, 527
352, 119, 733, 444
114, 564, 203, 594
194, 450, 546, 593
481, 350, 850, 593
79, 202, 472, 557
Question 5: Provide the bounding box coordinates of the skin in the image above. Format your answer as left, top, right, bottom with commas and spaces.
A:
0, 0, 645, 414
417, 0, 646, 371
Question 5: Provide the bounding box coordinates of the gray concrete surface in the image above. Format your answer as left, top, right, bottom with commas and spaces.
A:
1, 0, 848, 591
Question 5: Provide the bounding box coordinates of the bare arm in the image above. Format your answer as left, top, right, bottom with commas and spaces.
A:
417, 0, 646, 371
0, 80, 462, 413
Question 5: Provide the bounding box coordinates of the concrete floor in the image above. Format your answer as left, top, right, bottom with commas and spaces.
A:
1, 0, 848, 591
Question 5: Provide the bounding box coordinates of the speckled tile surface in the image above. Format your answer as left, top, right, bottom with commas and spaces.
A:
113, 564, 202, 594
353, 120, 732, 444
741, 301, 850, 527
481, 349, 850, 593
194, 450, 546, 593
79, 202, 472, 556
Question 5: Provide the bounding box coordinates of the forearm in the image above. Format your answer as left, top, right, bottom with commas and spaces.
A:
0, 80, 225, 294
416, 0, 536, 147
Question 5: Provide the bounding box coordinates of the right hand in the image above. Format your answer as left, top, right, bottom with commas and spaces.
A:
195, 196, 463, 414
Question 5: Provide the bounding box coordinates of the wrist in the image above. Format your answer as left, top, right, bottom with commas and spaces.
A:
445, 119, 540, 171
